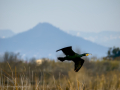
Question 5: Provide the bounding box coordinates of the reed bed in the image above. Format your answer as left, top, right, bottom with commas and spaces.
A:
0, 65, 120, 90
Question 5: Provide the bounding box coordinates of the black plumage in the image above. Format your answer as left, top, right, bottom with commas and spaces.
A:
56, 46, 91, 72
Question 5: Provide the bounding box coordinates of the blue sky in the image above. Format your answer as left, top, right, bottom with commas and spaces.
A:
0, 0, 120, 33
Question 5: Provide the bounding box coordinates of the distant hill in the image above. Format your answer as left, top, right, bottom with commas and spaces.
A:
0, 23, 108, 59
0, 30, 15, 38
66, 30, 120, 47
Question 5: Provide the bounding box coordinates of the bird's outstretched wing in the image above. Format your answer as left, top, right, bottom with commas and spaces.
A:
56, 46, 75, 56
73, 58, 84, 72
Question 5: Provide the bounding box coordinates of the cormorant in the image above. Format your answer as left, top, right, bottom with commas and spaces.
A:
56, 46, 92, 72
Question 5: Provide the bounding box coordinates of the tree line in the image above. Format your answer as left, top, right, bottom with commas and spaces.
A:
107, 47, 120, 60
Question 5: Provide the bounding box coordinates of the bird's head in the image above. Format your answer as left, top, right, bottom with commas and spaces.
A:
82, 53, 92, 56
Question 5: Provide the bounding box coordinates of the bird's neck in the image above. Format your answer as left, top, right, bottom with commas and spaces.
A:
78, 54, 85, 57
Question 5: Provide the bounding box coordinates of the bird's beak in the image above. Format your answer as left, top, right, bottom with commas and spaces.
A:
86, 54, 92, 56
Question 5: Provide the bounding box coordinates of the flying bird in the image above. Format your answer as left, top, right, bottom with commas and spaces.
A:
56, 46, 92, 72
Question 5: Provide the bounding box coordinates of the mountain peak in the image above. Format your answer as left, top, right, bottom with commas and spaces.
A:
30, 22, 61, 34
35, 22, 55, 28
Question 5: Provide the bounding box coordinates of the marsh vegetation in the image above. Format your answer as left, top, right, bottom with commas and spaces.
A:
0, 52, 120, 90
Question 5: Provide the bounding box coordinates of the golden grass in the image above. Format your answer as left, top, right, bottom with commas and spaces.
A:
0, 61, 120, 90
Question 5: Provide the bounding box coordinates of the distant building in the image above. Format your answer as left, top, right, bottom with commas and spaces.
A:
35, 58, 50, 65
35, 59, 43, 65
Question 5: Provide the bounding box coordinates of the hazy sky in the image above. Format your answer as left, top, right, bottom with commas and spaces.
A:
0, 0, 120, 33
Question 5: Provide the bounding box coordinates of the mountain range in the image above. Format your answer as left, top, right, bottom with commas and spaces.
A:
66, 30, 120, 47
0, 30, 15, 38
0, 23, 108, 59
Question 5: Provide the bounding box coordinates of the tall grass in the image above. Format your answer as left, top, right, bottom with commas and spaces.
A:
0, 60, 120, 90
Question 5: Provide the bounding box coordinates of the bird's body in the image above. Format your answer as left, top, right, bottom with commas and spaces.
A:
66, 54, 83, 59
56, 46, 91, 72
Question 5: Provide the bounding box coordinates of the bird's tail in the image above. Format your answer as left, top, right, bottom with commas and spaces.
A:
57, 57, 65, 62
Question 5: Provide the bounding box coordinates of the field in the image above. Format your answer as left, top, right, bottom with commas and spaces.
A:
0, 57, 120, 90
